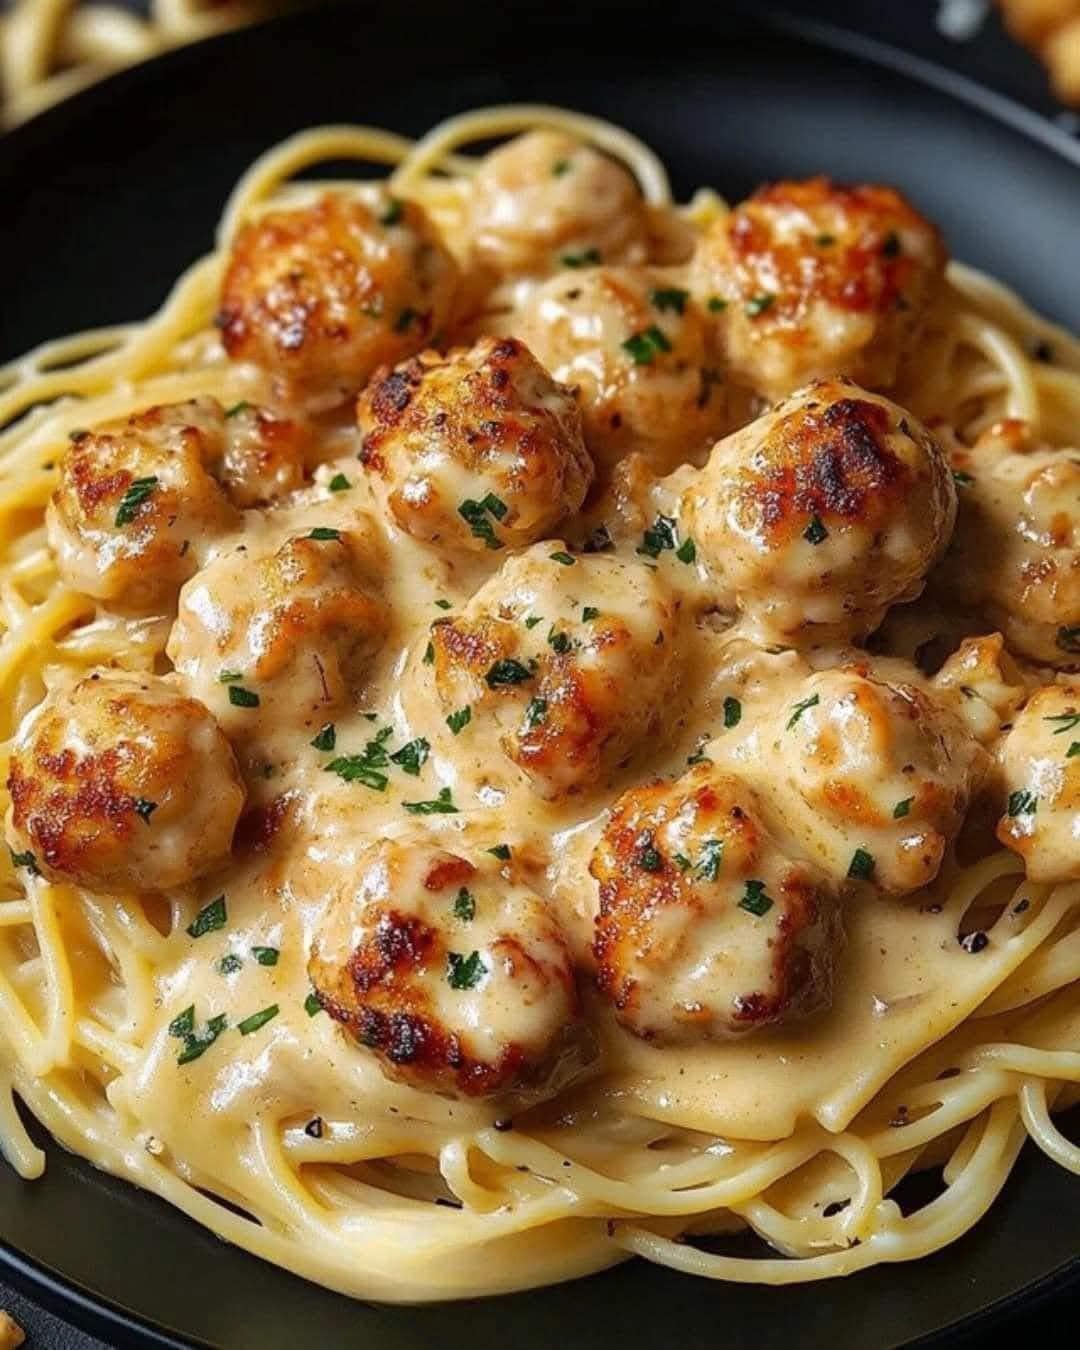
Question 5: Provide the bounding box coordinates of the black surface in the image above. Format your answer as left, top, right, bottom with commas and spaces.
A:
2, 2, 1080, 1346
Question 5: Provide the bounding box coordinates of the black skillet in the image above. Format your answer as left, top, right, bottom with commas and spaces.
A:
1, 3, 1079, 1345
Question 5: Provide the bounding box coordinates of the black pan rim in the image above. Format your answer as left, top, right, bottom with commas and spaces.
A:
0, 3, 1078, 1344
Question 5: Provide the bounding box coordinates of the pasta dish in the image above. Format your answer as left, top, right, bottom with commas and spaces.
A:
1, 106, 1080, 1302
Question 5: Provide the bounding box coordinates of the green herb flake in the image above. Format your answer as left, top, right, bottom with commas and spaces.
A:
238, 1004, 279, 1036
637, 840, 663, 872
423, 641, 435, 665
403, 787, 458, 816
815, 233, 836, 247
485, 658, 533, 688
723, 696, 742, 729
487, 844, 512, 861
453, 888, 476, 921
744, 292, 775, 318
893, 797, 914, 819
952, 470, 975, 486
1069, 742, 1080, 759
803, 515, 829, 545
446, 706, 472, 736
225, 401, 251, 418
739, 879, 773, 916
650, 287, 689, 315
434, 598, 453, 610
673, 853, 692, 871
217, 954, 243, 976
390, 737, 430, 777
304, 991, 323, 1017
637, 514, 678, 559
131, 797, 158, 825
707, 296, 728, 313
786, 693, 820, 730
562, 247, 602, 269
307, 526, 342, 541
328, 473, 351, 493
379, 197, 404, 226
524, 614, 543, 629
311, 723, 336, 752
168, 1006, 195, 1039
549, 551, 575, 566
1007, 789, 1038, 817
228, 685, 260, 708
552, 158, 571, 176
524, 697, 548, 730
187, 895, 227, 939
621, 325, 672, 365
218, 669, 243, 684
582, 606, 600, 622
1044, 711, 1080, 735
848, 848, 876, 881
676, 536, 696, 564
459, 496, 504, 550
114, 476, 159, 527
252, 946, 279, 967
176, 1013, 228, 1066
547, 628, 572, 655
324, 754, 389, 792
695, 839, 725, 882
9, 848, 39, 876
446, 950, 486, 990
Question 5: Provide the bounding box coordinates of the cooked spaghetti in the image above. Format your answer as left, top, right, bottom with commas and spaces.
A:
1, 106, 1079, 1303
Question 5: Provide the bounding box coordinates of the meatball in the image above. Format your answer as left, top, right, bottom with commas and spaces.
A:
428, 544, 681, 798
691, 176, 946, 400
682, 379, 956, 641
589, 765, 836, 1042
47, 399, 239, 611
516, 265, 733, 478
357, 336, 592, 551
215, 400, 310, 507
218, 192, 459, 400
997, 685, 1080, 883
167, 528, 388, 743
468, 129, 649, 279
6, 671, 244, 892
759, 668, 987, 895
937, 419, 1080, 667
308, 839, 579, 1097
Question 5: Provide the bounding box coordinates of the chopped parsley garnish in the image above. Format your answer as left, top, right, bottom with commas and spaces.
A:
847, 848, 876, 881
446, 950, 486, 990
675, 536, 696, 564
486, 658, 533, 688
487, 844, 512, 861
390, 737, 430, 777
562, 247, 602, 268
547, 628, 572, 655
434, 598, 453, 610
582, 606, 600, 622
673, 853, 692, 871
304, 992, 323, 1017
238, 1004, 279, 1036
307, 526, 341, 541
637, 514, 678, 559
952, 470, 975, 486
739, 880, 773, 916
187, 895, 227, 938
524, 614, 543, 629
174, 1011, 228, 1065
132, 797, 157, 824
311, 723, 336, 752
695, 839, 725, 882
323, 730, 391, 790
217, 954, 243, 976
114, 476, 158, 527
459, 494, 506, 550
1069, 742, 1080, 759
453, 888, 476, 921
403, 787, 458, 815
1007, 789, 1038, 817
379, 197, 404, 226
218, 669, 242, 684
549, 550, 575, 566
225, 401, 251, 418
707, 296, 728, 313
328, 473, 351, 493
423, 641, 435, 665
1044, 711, 1080, 735
744, 292, 775, 318
723, 696, 742, 728
815, 233, 836, 247
803, 515, 828, 545
394, 307, 419, 333
523, 697, 548, 730
9, 849, 39, 876
686, 742, 711, 766
168, 1006, 195, 1039
786, 693, 820, 730
252, 946, 279, 967
622, 325, 672, 365
552, 158, 571, 176
228, 685, 260, 708
881, 231, 901, 257
446, 706, 472, 735
637, 838, 663, 872
650, 286, 689, 315
893, 797, 913, 819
